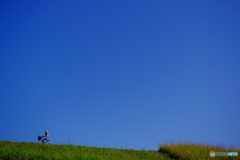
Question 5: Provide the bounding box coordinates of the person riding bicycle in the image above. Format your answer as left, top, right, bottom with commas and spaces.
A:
37, 130, 50, 143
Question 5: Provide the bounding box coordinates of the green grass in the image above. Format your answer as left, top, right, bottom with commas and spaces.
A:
0, 141, 171, 160
158, 142, 240, 160
0, 141, 239, 160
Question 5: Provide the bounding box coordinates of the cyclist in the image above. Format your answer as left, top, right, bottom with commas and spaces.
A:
41, 130, 49, 143
42, 130, 49, 138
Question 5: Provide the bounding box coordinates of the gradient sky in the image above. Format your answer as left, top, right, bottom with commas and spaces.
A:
0, 0, 240, 151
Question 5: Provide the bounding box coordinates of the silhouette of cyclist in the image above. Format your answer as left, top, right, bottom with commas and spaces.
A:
41, 130, 49, 139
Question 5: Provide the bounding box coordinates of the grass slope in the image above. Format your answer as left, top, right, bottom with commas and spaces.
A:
159, 142, 239, 160
0, 141, 239, 160
0, 141, 170, 160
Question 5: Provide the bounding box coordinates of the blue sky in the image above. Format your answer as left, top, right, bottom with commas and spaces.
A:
0, 0, 240, 150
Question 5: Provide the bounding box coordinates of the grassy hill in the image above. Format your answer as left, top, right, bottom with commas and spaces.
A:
0, 141, 239, 160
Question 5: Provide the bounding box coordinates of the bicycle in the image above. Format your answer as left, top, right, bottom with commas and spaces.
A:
36, 134, 50, 144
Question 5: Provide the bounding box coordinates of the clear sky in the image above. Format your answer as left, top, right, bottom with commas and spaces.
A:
0, 0, 240, 151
